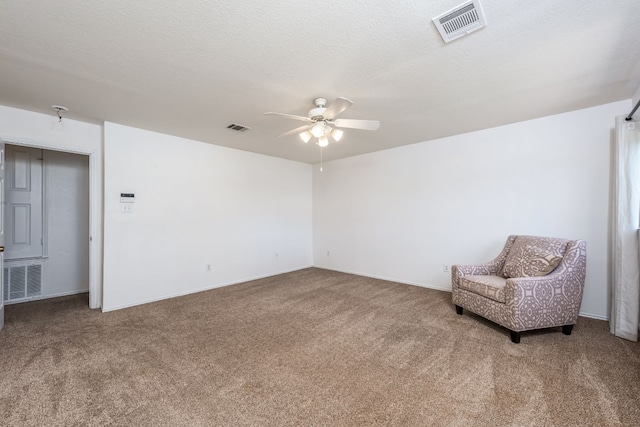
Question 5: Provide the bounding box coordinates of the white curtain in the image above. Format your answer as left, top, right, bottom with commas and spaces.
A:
611, 115, 640, 341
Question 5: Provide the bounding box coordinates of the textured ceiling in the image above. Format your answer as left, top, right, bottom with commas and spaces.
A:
0, 0, 639, 164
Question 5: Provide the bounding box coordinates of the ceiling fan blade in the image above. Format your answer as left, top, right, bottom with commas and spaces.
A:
322, 97, 353, 120
277, 124, 312, 138
333, 119, 380, 131
264, 112, 312, 123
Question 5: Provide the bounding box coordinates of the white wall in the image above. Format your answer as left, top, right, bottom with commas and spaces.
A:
313, 100, 631, 319
0, 100, 630, 317
102, 123, 312, 311
0, 105, 102, 308
44, 150, 90, 298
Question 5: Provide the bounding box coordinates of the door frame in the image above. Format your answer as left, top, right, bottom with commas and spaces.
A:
0, 136, 101, 309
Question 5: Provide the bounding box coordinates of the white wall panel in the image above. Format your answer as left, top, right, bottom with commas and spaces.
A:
313, 101, 631, 319
102, 123, 312, 311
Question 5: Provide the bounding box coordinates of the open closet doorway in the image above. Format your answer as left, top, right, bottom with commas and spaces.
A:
3, 145, 89, 306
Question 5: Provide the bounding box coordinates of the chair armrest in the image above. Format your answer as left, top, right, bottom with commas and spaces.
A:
451, 264, 497, 288
504, 274, 583, 329
451, 235, 518, 288
504, 240, 587, 328
505, 272, 571, 303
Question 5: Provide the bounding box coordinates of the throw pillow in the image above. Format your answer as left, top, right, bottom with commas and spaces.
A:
502, 237, 566, 278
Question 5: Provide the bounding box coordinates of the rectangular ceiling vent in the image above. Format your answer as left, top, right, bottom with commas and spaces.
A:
226, 123, 251, 132
432, 0, 487, 43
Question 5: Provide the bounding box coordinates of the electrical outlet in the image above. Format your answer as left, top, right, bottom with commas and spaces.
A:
276, 253, 279, 259
207, 264, 212, 272
443, 264, 449, 273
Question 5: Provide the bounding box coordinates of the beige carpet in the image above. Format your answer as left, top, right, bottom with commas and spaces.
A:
0, 268, 638, 426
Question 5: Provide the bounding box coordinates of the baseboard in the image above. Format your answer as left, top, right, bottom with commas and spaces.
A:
578, 311, 609, 321
101, 266, 314, 312
313, 266, 451, 293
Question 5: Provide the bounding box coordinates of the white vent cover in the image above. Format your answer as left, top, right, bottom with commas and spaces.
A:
3, 263, 42, 302
432, 0, 487, 43
226, 123, 251, 132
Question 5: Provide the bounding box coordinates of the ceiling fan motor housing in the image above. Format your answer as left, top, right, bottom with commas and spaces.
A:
308, 107, 327, 120
309, 97, 328, 119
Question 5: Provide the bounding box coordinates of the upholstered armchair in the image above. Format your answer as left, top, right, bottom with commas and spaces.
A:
451, 235, 587, 343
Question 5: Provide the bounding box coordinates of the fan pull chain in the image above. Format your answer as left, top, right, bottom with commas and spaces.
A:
320, 147, 323, 172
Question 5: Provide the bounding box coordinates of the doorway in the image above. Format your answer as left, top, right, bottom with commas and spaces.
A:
3, 145, 89, 305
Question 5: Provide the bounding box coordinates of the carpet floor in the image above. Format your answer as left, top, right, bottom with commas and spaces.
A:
0, 268, 638, 426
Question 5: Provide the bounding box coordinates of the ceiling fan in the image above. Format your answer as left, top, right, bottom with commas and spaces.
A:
265, 97, 380, 147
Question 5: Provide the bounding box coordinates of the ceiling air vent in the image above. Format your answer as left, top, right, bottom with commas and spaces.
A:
226, 123, 251, 132
432, 0, 486, 43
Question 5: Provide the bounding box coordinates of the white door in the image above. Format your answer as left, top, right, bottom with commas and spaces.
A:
0, 140, 5, 332
4, 146, 43, 260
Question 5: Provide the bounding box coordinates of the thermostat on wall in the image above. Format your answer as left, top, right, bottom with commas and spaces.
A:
120, 193, 135, 203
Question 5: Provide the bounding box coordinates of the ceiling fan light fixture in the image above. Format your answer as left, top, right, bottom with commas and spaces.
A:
264, 97, 380, 154
311, 122, 325, 138
299, 131, 312, 143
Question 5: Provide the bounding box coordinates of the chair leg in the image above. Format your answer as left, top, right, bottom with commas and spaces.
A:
562, 325, 573, 335
455, 305, 463, 315
510, 331, 521, 344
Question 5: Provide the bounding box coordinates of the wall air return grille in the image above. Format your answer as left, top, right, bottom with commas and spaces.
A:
432, 0, 487, 43
3, 263, 42, 303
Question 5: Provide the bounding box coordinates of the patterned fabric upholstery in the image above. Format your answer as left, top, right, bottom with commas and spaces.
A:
452, 235, 587, 333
